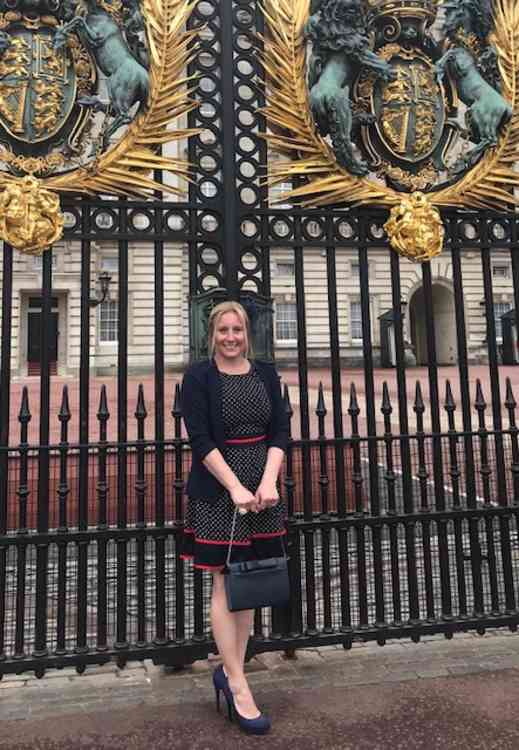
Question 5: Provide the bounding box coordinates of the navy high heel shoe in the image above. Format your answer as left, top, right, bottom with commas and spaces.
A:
213, 665, 271, 734
213, 664, 233, 720
229, 697, 271, 736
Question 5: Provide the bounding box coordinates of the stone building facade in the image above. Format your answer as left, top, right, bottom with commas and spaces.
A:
0, 234, 515, 377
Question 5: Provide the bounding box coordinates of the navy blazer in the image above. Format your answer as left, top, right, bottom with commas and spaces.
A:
181, 359, 289, 502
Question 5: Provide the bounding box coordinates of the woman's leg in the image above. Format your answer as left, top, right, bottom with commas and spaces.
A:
236, 608, 255, 667
211, 572, 259, 719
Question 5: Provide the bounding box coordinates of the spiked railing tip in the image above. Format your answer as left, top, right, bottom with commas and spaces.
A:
18, 386, 31, 422
97, 384, 110, 421
316, 381, 327, 417
135, 384, 147, 420
444, 380, 456, 412
172, 382, 182, 417
505, 378, 517, 410
474, 379, 486, 409
58, 385, 71, 422
413, 381, 425, 413
348, 382, 360, 414
381, 382, 392, 415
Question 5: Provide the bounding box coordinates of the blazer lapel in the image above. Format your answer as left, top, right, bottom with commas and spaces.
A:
208, 360, 225, 448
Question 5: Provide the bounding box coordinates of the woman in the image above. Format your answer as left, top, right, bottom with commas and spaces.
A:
181, 301, 288, 735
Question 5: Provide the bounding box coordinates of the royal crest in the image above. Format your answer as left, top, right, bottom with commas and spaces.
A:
262, 0, 519, 261
0, 0, 197, 254
0, 23, 91, 146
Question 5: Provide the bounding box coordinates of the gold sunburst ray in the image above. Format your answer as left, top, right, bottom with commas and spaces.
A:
45, 0, 199, 199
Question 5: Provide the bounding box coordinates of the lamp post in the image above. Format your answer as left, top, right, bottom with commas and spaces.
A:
89, 272, 112, 308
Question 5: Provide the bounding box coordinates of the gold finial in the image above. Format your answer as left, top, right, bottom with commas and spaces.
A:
0, 177, 64, 255
384, 192, 445, 262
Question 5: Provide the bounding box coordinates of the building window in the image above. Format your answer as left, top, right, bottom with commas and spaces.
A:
350, 301, 363, 340
494, 301, 512, 340
32, 254, 58, 271
492, 264, 510, 279
99, 300, 118, 343
350, 260, 359, 276
275, 302, 297, 341
101, 256, 118, 273
276, 262, 295, 277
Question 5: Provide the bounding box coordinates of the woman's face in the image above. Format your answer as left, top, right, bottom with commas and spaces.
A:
213, 311, 247, 361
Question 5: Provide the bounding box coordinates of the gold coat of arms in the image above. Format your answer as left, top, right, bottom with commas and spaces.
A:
0, 0, 197, 254
262, 0, 519, 261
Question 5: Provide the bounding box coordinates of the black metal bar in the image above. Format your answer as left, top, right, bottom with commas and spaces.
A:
135, 385, 147, 646
14, 390, 30, 659
34, 248, 53, 659
283, 386, 303, 638
451, 235, 483, 616
173, 385, 185, 643
389, 249, 419, 625
116, 235, 129, 650
421, 262, 452, 620
505, 379, 519, 504
0, 244, 13, 663
348, 384, 368, 627
316, 384, 332, 633
381, 384, 401, 624
414, 382, 435, 621
475, 380, 500, 614
220, 0, 239, 298
293, 232, 316, 635
77, 232, 91, 655
56, 387, 71, 655
96, 386, 109, 653
154, 238, 167, 646
481, 242, 515, 613
444, 382, 467, 618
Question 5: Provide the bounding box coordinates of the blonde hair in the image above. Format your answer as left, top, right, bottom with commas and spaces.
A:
207, 301, 253, 359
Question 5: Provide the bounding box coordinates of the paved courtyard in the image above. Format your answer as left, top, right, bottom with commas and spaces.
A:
1, 630, 519, 748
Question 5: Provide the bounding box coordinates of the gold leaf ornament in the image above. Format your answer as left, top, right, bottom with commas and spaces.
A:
0, 176, 64, 255
0, 0, 199, 253
384, 192, 444, 263
261, 0, 519, 260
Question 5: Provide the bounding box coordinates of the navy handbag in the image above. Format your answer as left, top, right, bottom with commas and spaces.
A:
224, 509, 290, 612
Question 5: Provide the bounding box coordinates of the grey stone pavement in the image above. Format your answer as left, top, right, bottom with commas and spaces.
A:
2, 631, 519, 749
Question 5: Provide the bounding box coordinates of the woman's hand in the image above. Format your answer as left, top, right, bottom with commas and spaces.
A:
229, 484, 256, 513
255, 481, 279, 511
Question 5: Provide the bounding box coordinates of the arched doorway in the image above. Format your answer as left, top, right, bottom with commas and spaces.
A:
409, 283, 457, 365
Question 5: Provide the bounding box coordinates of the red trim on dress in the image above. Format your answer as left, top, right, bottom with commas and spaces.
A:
180, 554, 225, 571
250, 530, 287, 539
194, 537, 252, 546
225, 434, 267, 445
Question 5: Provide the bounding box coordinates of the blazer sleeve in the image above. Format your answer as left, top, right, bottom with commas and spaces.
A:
181, 368, 218, 461
267, 365, 289, 453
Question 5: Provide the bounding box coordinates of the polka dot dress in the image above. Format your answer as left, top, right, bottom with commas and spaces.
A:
181, 365, 286, 570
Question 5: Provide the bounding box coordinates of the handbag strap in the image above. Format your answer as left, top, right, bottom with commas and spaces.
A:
226, 507, 239, 568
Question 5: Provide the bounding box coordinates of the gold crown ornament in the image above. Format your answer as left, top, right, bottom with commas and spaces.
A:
367, 0, 440, 25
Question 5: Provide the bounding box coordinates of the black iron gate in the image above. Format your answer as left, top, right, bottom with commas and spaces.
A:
1, 0, 519, 677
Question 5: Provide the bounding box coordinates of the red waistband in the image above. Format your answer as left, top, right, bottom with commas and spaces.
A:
225, 434, 267, 446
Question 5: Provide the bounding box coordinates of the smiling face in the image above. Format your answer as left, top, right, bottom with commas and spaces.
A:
212, 310, 248, 363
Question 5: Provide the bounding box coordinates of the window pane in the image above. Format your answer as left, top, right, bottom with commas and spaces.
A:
275, 302, 297, 341
492, 264, 510, 279
101, 256, 118, 272
350, 301, 362, 340
99, 300, 118, 342
276, 262, 295, 277
494, 301, 511, 339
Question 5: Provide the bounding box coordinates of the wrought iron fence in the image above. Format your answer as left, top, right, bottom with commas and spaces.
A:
1, 0, 519, 677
